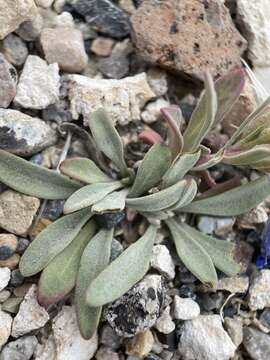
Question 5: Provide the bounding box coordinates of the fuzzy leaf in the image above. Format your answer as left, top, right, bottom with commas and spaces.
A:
75, 228, 113, 339
128, 144, 172, 198
162, 151, 201, 188
183, 175, 270, 216
60, 158, 111, 184
214, 68, 246, 125
169, 179, 198, 211
223, 145, 270, 167
20, 208, 92, 277
38, 220, 96, 306
180, 223, 240, 276
64, 181, 123, 214
166, 218, 217, 287
92, 189, 128, 214
88, 108, 128, 177
126, 179, 191, 212
0, 149, 81, 199
86, 225, 157, 307
193, 150, 224, 171
183, 73, 217, 152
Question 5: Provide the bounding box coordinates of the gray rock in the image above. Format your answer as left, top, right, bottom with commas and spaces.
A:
14, 55, 60, 110
217, 276, 249, 294
91, 37, 115, 57
0, 54, 17, 108
173, 295, 200, 320
95, 346, 120, 360
100, 324, 122, 350
224, 317, 243, 348
150, 245, 175, 280
178, 315, 236, 360
105, 275, 165, 337
71, 0, 130, 39
42, 99, 72, 124
249, 270, 270, 310
0, 268, 11, 292
0, 109, 57, 156
0, 0, 37, 40
0, 34, 28, 67
243, 327, 270, 360
40, 27, 88, 73
259, 308, 270, 330
12, 285, 49, 338
16, 13, 43, 41
0, 191, 40, 236
0, 310, 12, 350
0, 336, 38, 360
10, 269, 24, 287
98, 52, 130, 79
67, 73, 155, 125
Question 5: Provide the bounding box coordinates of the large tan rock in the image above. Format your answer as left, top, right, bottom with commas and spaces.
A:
131, 0, 246, 80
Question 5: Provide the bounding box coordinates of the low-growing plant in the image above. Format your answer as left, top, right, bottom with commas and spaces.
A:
1, 69, 270, 338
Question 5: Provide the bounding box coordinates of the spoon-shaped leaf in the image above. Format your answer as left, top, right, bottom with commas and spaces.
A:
180, 223, 240, 276
38, 220, 96, 307
126, 179, 190, 212
162, 151, 201, 188
128, 144, 172, 198
87, 225, 157, 307
0, 149, 81, 199
183, 175, 270, 216
20, 207, 92, 277
60, 158, 111, 184
88, 108, 129, 177
75, 228, 113, 339
92, 189, 129, 214
166, 218, 217, 287
183, 73, 217, 152
64, 181, 123, 214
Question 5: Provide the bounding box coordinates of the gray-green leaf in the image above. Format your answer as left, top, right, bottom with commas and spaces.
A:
169, 178, 198, 211
60, 158, 111, 184
128, 144, 172, 198
75, 228, 113, 339
126, 179, 191, 212
92, 189, 128, 214
64, 181, 123, 214
162, 151, 201, 188
183, 175, 270, 216
86, 225, 157, 307
183, 73, 217, 152
38, 220, 96, 306
180, 223, 240, 276
166, 218, 217, 287
88, 108, 128, 177
0, 149, 81, 199
20, 208, 92, 277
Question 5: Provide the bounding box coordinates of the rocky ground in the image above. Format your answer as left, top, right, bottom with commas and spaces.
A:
0, 0, 270, 359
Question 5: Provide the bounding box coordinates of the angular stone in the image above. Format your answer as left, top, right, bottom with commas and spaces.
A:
71, 0, 130, 39
0, 0, 37, 40
150, 245, 175, 280
249, 270, 270, 311
14, 55, 60, 110
0, 54, 17, 108
0, 233, 18, 261
67, 73, 155, 125
217, 276, 249, 294
126, 330, 154, 358
0, 268, 11, 292
105, 275, 165, 337
16, 13, 44, 41
0, 310, 12, 350
147, 68, 168, 97
34, 306, 98, 360
243, 327, 270, 360
100, 324, 122, 350
131, 0, 246, 80
91, 37, 115, 57
173, 295, 200, 320
155, 306, 175, 334
142, 98, 170, 124
12, 285, 49, 338
0, 336, 38, 360
0, 191, 40, 236
237, 0, 270, 67
224, 318, 243, 348
0, 109, 57, 156
178, 315, 236, 360
40, 27, 88, 73
0, 34, 28, 67
237, 205, 268, 229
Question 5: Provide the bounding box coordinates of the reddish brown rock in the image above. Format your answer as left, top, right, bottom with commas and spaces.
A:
130, 0, 246, 80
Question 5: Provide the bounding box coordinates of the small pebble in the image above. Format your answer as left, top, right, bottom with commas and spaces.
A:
224, 317, 243, 348
0, 254, 20, 270
2, 296, 23, 314
16, 13, 43, 41
110, 238, 124, 262
0, 234, 18, 261
95, 346, 120, 360
91, 37, 115, 57
10, 269, 24, 287
0, 290, 11, 303
173, 295, 200, 320
150, 244, 175, 280
0, 335, 38, 360
0, 54, 17, 108
100, 324, 122, 350
16, 238, 30, 254
126, 330, 154, 358
0, 309, 12, 350
0, 34, 28, 67
155, 306, 175, 334
0, 268, 11, 291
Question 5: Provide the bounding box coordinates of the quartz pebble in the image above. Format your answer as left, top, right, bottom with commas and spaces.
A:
0, 109, 57, 156
243, 327, 270, 360
142, 99, 170, 124
0, 0, 37, 40
0, 268, 11, 291
0, 234, 18, 261
217, 276, 249, 294
126, 330, 154, 358
0, 34, 28, 67
178, 315, 236, 360
0, 54, 17, 108
249, 270, 270, 311
67, 73, 155, 125
155, 306, 175, 334
0, 191, 40, 236
173, 295, 200, 320
0, 310, 12, 350
0, 336, 38, 360
150, 245, 175, 280
14, 55, 60, 110
40, 27, 88, 73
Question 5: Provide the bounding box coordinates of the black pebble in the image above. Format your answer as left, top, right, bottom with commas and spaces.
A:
95, 211, 125, 229
0, 245, 14, 261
